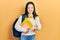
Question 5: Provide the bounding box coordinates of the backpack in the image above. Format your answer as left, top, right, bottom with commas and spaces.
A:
13, 14, 26, 37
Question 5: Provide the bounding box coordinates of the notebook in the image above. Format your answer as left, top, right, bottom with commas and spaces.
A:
20, 18, 33, 29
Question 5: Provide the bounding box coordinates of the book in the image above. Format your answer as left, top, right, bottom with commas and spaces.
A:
20, 18, 33, 29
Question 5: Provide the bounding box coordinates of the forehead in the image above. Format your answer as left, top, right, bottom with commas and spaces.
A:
28, 4, 33, 7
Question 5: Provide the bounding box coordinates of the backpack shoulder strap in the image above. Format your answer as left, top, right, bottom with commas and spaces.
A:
21, 14, 26, 22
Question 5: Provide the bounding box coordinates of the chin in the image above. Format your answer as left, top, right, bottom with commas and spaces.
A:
29, 12, 32, 14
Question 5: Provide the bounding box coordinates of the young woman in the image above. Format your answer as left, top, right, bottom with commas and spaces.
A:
15, 2, 41, 40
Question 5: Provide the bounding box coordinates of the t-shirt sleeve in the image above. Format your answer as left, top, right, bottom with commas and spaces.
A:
15, 15, 26, 32
35, 16, 42, 30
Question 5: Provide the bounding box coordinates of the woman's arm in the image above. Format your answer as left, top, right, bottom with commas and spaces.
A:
35, 16, 42, 30
15, 15, 27, 32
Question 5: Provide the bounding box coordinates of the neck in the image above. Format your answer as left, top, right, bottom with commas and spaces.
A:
28, 13, 32, 15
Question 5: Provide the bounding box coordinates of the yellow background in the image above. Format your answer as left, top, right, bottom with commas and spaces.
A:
0, 0, 60, 40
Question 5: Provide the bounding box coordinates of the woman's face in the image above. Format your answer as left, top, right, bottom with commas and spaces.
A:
27, 4, 34, 14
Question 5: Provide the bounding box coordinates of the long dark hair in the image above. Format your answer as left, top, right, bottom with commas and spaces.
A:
24, 2, 38, 19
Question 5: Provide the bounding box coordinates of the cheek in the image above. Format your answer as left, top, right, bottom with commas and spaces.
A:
31, 8, 34, 12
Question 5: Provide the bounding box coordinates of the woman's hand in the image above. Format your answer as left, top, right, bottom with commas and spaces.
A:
22, 28, 30, 34
32, 25, 37, 31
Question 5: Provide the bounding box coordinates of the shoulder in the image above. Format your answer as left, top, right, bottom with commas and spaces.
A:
35, 16, 40, 19
19, 15, 22, 18
19, 14, 26, 18
19, 14, 24, 19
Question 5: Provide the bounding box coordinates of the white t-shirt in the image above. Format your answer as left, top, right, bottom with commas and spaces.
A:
15, 15, 41, 36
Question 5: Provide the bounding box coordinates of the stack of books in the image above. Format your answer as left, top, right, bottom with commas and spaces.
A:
20, 18, 33, 29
